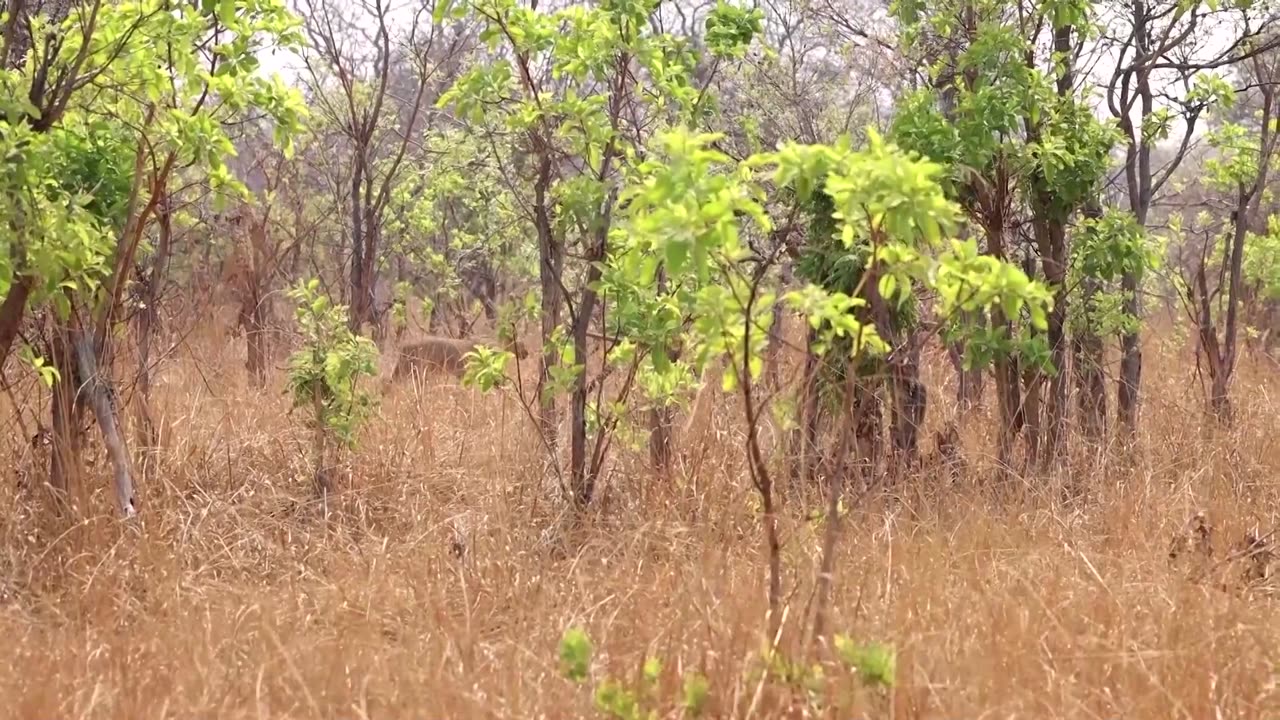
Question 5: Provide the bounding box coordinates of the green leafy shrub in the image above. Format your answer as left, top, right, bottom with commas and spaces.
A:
285, 279, 379, 494
557, 627, 708, 719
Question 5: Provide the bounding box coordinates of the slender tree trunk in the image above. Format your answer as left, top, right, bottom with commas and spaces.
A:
1203, 190, 1255, 423
134, 191, 172, 482
311, 384, 333, 499
0, 274, 31, 367
49, 325, 137, 516
862, 263, 917, 471
810, 367, 863, 645
569, 233, 607, 507
888, 335, 926, 466
649, 404, 674, 476
533, 153, 561, 450
1117, 274, 1142, 434
982, 222, 1023, 473
763, 301, 786, 391
348, 153, 367, 333
1034, 20, 1076, 467
852, 376, 883, 489
476, 271, 498, 321
74, 334, 137, 516
1195, 293, 1232, 422
740, 339, 782, 634
992, 309, 1023, 473
1021, 365, 1042, 467
48, 328, 85, 514
1075, 202, 1107, 441
360, 211, 381, 338
1118, 52, 1153, 438
648, 270, 676, 478
1209, 369, 1232, 420
947, 315, 985, 410
1041, 220, 1069, 466
245, 297, 269, 386
394, 255, 410, 345
790, 328, 822, 488
1073, 304, 1108, 441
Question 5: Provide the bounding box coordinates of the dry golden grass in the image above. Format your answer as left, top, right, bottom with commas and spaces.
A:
2, 328, 1280, 719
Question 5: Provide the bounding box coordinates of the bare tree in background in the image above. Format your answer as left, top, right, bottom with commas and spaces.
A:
299, 0, 469, 336
1179, 53, 1280, 421
1102, 0, 1280, 437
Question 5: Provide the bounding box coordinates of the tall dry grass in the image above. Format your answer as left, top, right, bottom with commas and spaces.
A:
1, 324, 1279, 719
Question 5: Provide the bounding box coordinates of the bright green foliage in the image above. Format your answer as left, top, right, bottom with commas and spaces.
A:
1243, 216, 1280, 300
1069, 208, 1152, 337
17, 344, 59, 388
613, 130, 773, 391
791, 187, 899, 394
1, 0, 305, 335
1073, 209, 1150, 283
786, 285, 885, 358
440, 0, 1054, 482
1188, 73, 1237, 112
778, 129, 1039, 371
559, 627, 594, 684
438, 0, 762, 470
889, 0, 1118, 382
0, 119, 128, 315
1027, 98, 1119, 222
833, 636, 897, 689
704, 2, 765, 59
771, 132, 960, 359
618, 128, 1052, 392
462, 346, 515, 391
594, 677, 655, 720
772, 131, 956, 245
440, 0, 712, 130
879, 238, 1052, 341
557, 626, 709, 719
1206, 120, 1265, 190
46, 0, 305, 151
891, 0, 1116, 215
285, 280, 379, 448
757, 646, 827, 705
386, 128, 536, 311
600, 127, 752, 421
619, 131, 767, 284
681, 672, 710, 717
390, 280, 413, 334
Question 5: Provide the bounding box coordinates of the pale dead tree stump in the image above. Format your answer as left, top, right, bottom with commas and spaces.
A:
48, 328, 138, 518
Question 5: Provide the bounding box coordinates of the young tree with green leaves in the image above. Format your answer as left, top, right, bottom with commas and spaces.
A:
1, 0, 305, 515
440, 0, 763, 503
1102, 0, 1280, 436
891, 0, 1113, 468
617, 125, 1051, 636
285, 279, 379, 498
1179, 56, 1280, 420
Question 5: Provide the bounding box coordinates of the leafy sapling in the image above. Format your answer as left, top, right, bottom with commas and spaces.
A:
833, 636, 896, 689
285, 279, 379, 497
558, 626, 710, 719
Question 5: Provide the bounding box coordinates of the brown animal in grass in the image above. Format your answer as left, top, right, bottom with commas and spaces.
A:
390, 335, 528, 381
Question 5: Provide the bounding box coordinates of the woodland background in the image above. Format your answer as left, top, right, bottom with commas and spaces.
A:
2, 0, 1280, 716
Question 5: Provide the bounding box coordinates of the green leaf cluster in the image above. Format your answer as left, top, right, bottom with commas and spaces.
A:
285, 280, 379, 447
557, 626, 707, 719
